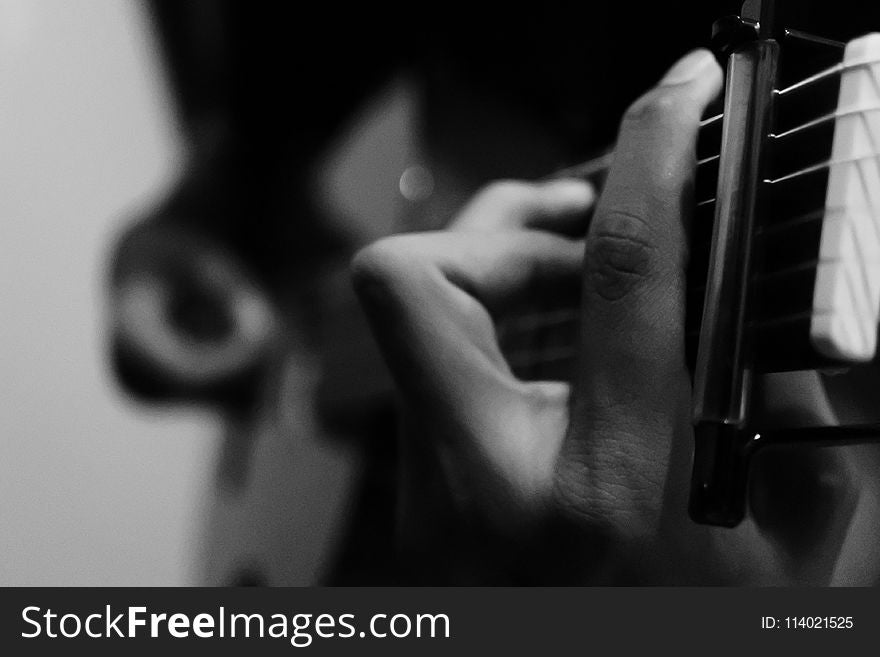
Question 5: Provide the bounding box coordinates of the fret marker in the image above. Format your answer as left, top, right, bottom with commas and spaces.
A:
811, 33, 880, 361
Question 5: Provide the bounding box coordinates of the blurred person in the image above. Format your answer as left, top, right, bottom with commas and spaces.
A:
108, 1, 880, 584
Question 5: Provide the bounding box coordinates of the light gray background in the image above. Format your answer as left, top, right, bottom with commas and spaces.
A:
0, 0, 214, 586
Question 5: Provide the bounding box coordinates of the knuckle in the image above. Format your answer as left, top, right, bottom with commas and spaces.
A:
477, 179, 530, 204
350, 235, 419, 297
552, 437, 664, 542
551, 468, 638, 548
585, 210, 657, 302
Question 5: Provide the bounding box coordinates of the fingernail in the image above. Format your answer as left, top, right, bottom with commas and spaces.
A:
545, 178, 595, 207
660, 49, 716, 85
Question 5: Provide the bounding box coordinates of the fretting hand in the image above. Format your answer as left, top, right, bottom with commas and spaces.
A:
352, 50, 858, 584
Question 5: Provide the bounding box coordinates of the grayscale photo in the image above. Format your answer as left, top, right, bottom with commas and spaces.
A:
3, 0, 880, 590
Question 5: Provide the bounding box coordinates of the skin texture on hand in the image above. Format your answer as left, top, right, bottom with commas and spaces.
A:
351, 50, 859, 584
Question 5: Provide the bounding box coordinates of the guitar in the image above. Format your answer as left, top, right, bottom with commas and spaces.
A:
691, 1, 880, 527
497, 0, 880, 528
109, 0, 880, 583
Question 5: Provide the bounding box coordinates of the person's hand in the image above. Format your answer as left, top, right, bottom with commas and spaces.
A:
351, 50, 858, 584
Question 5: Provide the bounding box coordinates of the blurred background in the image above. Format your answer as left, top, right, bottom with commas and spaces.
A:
0, 0, 211, 585
0, 0, 413, 586
0, 0, 427, 586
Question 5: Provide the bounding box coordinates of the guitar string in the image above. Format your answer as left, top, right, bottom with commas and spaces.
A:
505, 58, 880, 374
693, 150, 880, 211
561, 144, 880, 216
556, 57, 880, 183
559, 118, 880, 186
510, 147, 880, 304
499, 282, 822, 340
504, 236, 880, 370
561, 55, 880, 179
503, 308, 837, 370
775, 56, 880, 97
770, 103, 880, 139
501, 229, 878, 340
765, 152, 880, 185
501, 155, 880, 370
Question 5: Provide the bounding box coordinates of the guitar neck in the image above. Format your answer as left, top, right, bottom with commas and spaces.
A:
498, 4, 880, 525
